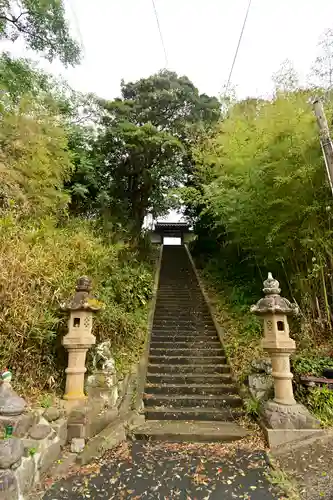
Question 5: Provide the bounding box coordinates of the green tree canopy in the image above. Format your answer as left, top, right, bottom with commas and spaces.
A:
0, 0, 80, 65
95, 121, 184, 232
119, 70, 221, 137
187, 87, 333, 329
70, 70, 221, 231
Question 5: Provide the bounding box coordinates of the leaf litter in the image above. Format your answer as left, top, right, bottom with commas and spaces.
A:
38, 433, 283, 500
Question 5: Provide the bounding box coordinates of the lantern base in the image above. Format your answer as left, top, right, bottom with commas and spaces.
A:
261, 400, 322, 449
262, 400, 320, 430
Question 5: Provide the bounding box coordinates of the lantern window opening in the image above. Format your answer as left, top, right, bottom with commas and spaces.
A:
73, 317, 80, 327
277, 320, 284, 331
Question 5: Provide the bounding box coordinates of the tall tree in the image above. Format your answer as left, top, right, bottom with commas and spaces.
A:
95, 120, 184, 232
120, 70, 221, 137
0, 0, 80, 65
80, 70, 221, 231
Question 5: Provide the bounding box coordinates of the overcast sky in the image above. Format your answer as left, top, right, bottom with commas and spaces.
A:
3, 0, 333, 101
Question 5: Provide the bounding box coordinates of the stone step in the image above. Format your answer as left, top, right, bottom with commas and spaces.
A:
153, 318, 212, 324
151, 327, 217, 334
153, 319, 212, 325
149, 348, 225, 357
154, 309, 209, 315
153, 313, 211, 320
134, 420, 248, 442
153, 318, 212, 325
149, 355, 227, 365
146, 373, 233, 384
143, 393, 243, 409
144, 407, 245, 421
157, 289, 199, 292
152, 324, 215, 331
158, 288, 199, 292
156, 297, 203, 301
155, 299, 206, 304
150, 334, 219, 341
154, 306, 207, 310
149, 341, 221, 349
156, 298, 203, 301
155, 303, 208, 307
147, 364, 231, 374
145, 383, 239, 396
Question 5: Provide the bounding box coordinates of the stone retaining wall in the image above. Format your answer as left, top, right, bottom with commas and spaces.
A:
0, 368, 127, 499
0, 407, 67, 499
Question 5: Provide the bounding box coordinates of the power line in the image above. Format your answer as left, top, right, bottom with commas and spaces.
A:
67, 0, 86, 57
223, 0, 252, 96
151, 0, 169, 68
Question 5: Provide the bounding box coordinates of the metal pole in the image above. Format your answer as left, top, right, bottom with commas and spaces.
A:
313, 98, 333, 195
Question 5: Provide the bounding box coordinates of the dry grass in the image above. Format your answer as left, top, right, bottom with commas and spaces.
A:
0, 217, 153, 399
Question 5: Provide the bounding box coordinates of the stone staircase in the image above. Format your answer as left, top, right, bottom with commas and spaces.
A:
135, 245, 247, 442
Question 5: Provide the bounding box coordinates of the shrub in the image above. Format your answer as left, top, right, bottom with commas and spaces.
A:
307, 385, 333, 426
0, 216, 154, 397
292, 355, 333, 376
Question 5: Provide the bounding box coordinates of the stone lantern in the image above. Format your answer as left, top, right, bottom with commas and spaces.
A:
251, 273, 320, 448
251, 272, 298, 405
61, 277, 101, 401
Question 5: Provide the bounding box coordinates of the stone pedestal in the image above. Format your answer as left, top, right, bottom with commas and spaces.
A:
263, 400, 320, 430
261, 400, 322, 448
63, 345, 92, 401
264, 346, 296, 405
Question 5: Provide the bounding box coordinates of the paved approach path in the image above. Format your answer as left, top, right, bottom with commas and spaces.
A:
42, 440, 282, 500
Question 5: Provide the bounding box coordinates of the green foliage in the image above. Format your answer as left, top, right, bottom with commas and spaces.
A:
244, 397, 261, 418
73, 70, 222, 231
0, 53, 50, 101
0, 55, 102, 218
110, 265, 152, 310
292, 355, 333, 376
39, 394, 53, 409
265, 460, 301, 500
0, 0, 80, 65
0, 58, 158, 397
188, 85, 333, 339
307, 385, 333, 426
120, 70, 221, 138
0, 94, 72, 217
95, 120, 184, 231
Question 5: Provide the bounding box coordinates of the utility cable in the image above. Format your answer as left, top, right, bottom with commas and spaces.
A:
67, 0, 86, 57
223, 0, 252, 96
151, 0, 169, 68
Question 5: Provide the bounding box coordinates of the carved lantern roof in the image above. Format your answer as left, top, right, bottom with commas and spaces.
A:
61, 276, 102, 312
250, 273, 299, 316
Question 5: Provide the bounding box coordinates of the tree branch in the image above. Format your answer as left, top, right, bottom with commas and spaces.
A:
0, 12, 58, 53
0, 11, 28, 23
14, 11, 29, 22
